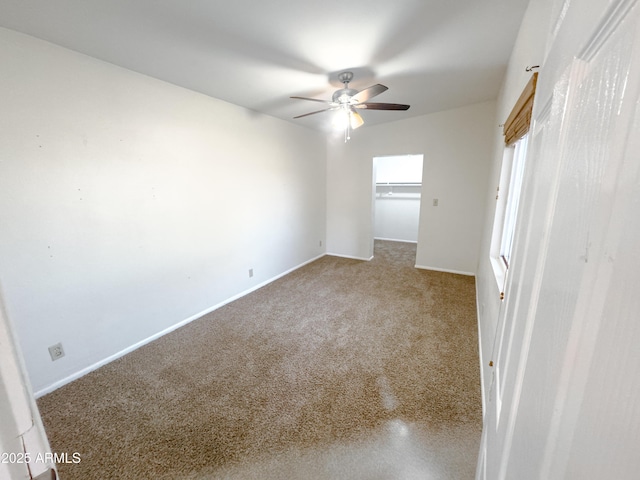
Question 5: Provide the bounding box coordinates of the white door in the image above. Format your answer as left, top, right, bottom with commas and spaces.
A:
0, 297, 56, 480
484, 0, 640, 478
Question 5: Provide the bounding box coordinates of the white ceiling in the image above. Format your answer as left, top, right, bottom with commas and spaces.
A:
0, 0, 530, 132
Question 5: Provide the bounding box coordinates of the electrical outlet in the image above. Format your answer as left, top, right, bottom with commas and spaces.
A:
48, 343, 65, 361
319, 240, 323, 247
433, 198, 439, 206
249, 268, 254, 278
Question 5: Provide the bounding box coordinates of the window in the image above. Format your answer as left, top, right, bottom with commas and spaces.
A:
490, 73, 537, 290
499, 135, 528, 267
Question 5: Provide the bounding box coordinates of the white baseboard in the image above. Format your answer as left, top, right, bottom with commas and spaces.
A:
34, 253, 325, 398
414, 264, 476, 276
373, 237, 418, 244
326, 252, 373, 261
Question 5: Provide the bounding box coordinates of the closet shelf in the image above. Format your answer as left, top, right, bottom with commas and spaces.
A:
376, 193, 421, 199
375, 182, 422, 187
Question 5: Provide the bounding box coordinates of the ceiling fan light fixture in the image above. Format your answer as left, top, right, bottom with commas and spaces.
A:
350, 110, 364, 129
331, 107, 363, 132
331, 108, 351, 131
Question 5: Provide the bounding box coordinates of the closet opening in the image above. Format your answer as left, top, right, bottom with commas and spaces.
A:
372, 154, 424, 261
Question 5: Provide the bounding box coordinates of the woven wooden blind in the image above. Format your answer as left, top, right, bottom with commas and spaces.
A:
503, 72, 538, 146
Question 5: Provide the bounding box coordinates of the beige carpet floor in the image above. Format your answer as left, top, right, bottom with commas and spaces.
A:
37, 240, 482, 479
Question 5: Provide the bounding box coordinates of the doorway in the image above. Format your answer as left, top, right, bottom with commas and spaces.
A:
372, 154, 424, 261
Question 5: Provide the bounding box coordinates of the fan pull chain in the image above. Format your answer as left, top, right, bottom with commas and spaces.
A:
344, 118, 351, 142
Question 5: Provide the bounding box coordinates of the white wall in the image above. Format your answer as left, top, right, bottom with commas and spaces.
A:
374, 155, 423, 184
476, 0, 553, 404
474, 0, 554, 472
374, 186, 421, 242
0, 28, 326, 395
327, 101, 496, 274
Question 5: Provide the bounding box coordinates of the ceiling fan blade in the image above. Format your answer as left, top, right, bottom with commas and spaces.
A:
293, 107, 336, 119
354, 102, 410, 111
290, 96, 332, 104
351, 84, 388, 104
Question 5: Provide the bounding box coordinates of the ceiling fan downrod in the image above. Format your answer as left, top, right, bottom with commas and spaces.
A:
333, 71, 358, 105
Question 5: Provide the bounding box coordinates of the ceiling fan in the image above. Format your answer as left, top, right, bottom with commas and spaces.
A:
291, 71, 410, 140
